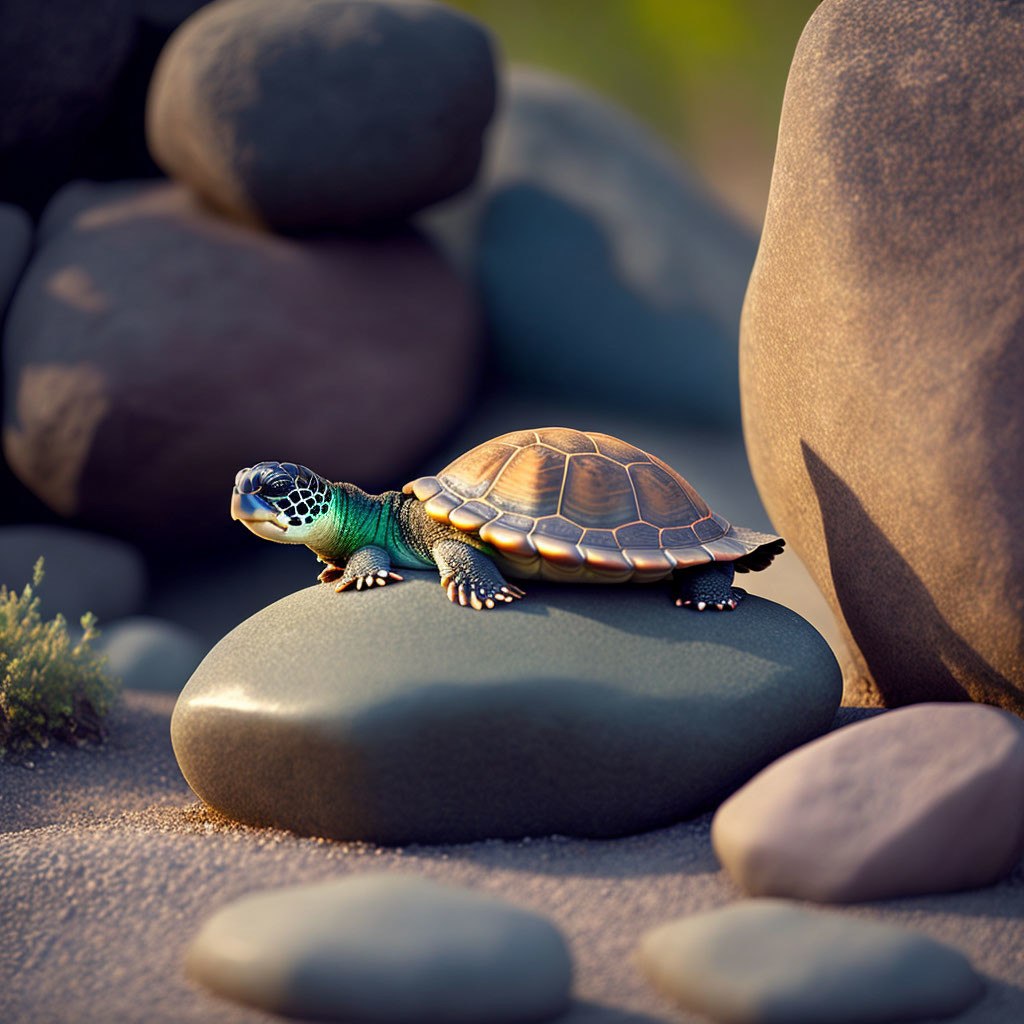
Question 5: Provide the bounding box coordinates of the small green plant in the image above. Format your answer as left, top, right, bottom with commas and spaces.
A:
0, 557, 120, 759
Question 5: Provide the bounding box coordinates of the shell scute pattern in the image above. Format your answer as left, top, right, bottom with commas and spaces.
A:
404, 428, 779, 580
561, 454, 636, 529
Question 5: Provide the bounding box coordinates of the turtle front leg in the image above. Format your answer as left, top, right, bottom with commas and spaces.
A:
431, 539, 525, 610
326, 545, 404, 593
674, 562, 743, 611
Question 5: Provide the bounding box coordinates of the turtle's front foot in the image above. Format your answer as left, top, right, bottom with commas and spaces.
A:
325, 546, 404, 593
432, 539, 525, 610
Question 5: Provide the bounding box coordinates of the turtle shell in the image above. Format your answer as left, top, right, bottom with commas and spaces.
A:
403, 427, 783, 582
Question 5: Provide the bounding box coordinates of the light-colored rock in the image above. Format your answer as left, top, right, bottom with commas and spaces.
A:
172, 574, 841, 843
3, 181, 478, 550
740, 0, 1024, 713
0, 524, 146, 625
637, 899, 984, 1024
423, 67, 756, 429
93, 616, 206, 693
186, 873, 572, 1022
147, 0, 496, 230
712, 703, 1024, 902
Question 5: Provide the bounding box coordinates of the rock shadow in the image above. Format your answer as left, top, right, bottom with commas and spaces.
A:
802, 442, 1017, 709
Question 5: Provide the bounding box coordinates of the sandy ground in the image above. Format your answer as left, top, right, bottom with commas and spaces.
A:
2, 692, 1023, 1024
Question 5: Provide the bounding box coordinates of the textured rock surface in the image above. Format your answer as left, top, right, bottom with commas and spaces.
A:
2, 181, 478, 549
739, 0, 1024, 712
712, 703, 1024, 903
186, 873, 572, 1022
0, 525, 146, 625
93, 616, 207, 693
424, 68, 756, 428
147, 0, 496, 230
0, 0, 137, 213
172, 575, 841, 843
0, 203, 32, 320
637, 900, 984, 1024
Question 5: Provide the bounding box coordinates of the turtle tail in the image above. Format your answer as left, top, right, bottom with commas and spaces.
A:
729, 528, 786, 573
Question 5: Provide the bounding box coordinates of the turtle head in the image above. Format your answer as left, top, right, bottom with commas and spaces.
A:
231, 462, 333, 544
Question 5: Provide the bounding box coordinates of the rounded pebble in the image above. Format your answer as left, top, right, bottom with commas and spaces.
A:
637, 899, 984, 1024
186, 873, 573, 1022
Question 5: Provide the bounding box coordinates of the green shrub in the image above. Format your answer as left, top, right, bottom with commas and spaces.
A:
0, 558, 120, 759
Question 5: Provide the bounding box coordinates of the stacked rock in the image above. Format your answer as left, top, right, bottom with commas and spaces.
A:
2, 0, 496, 551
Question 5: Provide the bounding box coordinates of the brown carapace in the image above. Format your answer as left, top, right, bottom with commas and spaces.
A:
404, 427, 783, 585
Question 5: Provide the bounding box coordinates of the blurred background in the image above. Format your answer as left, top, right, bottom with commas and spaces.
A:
0, 0, 840, 689
451, 0, 819, 228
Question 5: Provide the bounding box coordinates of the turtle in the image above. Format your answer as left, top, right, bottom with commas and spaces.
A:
230, 427, 784, 611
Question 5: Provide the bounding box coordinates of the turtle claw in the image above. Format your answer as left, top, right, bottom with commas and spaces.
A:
443, 577, 523, 610
318, 565, 345, 584
336, 569, 403, 593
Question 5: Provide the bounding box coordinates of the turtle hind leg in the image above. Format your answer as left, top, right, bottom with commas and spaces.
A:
431, 539, 525, 610
673, 562, 743, 611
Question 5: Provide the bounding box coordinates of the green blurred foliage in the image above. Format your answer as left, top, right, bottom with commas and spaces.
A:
0, 558, 120, 758
449, 0, 821, 224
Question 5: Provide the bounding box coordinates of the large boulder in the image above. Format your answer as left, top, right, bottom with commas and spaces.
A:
0, 0, 137, 214
147, 0, 497, 231
2, 181, 478, 550
171, 574, 841, 843
740, 0, 1024, 712
423, 67, 757, 429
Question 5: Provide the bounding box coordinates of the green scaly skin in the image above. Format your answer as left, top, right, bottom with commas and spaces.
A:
306, 484, 525, 609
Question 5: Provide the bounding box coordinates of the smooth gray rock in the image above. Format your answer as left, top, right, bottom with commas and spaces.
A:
147, 0, 496, 230
424, 67, 756, 429
3, 181, 478, 550
0, 203, 31, 320
93, 616, 207, 693
0, 525, 146, 625
638, 899, 984, 1024
712, 703, 1024, 903
186, 873, 573, 1023
171, 574, 841, 843
740, 0, 1024, 712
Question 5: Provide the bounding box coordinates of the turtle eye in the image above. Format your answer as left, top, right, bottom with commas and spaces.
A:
262, 477, 292, 498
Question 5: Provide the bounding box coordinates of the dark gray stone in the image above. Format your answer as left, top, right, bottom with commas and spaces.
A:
0, 203, 31, 321
94, 616, 207, 693
3, 181, 478, 550
171, 574, 841, 843
0, 0, 137, 213
147, 0, 496, 230
740, 0, 1024, 713
638, 900, 984, 1024
424, 68, 756, 429
0, 525, 146, 625
186, 873, 573, 1022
